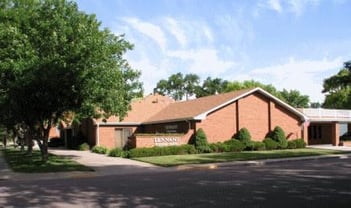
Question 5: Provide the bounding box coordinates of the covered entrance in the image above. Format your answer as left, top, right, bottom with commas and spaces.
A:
301, 108, 351, 146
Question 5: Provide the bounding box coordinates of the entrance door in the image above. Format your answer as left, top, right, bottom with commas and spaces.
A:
114, 128, 131, 148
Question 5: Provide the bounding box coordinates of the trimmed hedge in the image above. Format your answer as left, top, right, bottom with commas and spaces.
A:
263, 138, 279, 150
287, 138, 306, 149
91, 146, 109, 154
108, 147, 124, 157
128, 144, 197, 158
223, 139, 245, 152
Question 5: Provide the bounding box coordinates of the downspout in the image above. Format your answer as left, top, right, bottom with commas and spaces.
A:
96, 123, 100, 146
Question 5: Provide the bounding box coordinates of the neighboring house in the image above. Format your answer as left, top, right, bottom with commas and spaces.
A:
73, 87, 312, 149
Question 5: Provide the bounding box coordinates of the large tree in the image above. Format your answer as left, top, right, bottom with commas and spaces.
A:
0, 0, 142, 161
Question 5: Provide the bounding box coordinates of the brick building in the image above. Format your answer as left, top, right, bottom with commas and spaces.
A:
73, 87, 312, 149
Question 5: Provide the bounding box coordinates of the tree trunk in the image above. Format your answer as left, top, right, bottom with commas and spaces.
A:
40, 127, 50, 162
25, 130, 33, 156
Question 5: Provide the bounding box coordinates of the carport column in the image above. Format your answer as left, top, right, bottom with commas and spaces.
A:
331, 122, 340, 146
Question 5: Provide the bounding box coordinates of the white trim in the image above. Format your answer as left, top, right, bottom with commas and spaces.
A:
143, 118, 194, 125
96, 122, 141, 126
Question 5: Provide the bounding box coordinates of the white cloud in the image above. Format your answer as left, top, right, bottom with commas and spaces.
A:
127, 57, 172, 94
250, 57, 342, 102
167, 48, 236, 76
269, 0, 283, 13
256, 0, 320, 16
165, 18, 187, 48
202, 25, 214, 43
123, 17, 167, 51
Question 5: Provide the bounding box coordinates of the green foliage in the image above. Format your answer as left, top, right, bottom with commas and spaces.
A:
194, 128, 211, 153
287, 138, 306, 149
91, 146, 108, 154
0, 0, 142, 161
108, 147, 124, 157
322, 63, 351, 109
78, 143, 90, 151
127, 144, 197, 158
280, 89, 309, 108
235, 128, 252, 147
250, 141, 266, 151
223, 139, 245, 152
271, 126, 288, 149
195, 77, 228, 98
155, 72, 200, 100
263, 138, 279, 150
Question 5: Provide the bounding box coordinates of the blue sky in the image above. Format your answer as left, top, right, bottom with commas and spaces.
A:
75, 0, 351, 102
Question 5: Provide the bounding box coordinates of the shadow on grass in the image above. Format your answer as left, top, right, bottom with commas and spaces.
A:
2, 148, 93, 173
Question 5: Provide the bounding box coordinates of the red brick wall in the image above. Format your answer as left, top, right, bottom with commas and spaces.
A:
196, 102, 237, 143
237, 93, 270, 141
134, 131, 192, 147
97, 126, 137, 149
270, 101, 302, 139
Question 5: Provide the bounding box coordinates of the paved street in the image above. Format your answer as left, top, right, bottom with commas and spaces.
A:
1, 156, 351, 207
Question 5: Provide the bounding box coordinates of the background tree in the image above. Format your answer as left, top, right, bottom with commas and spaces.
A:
280, 89, 309, 108
0, 0, 142, 161
155, 73, 199, 100
225, 80, 282, 98
183, 74, 200, 100
322, 63, 351, 109
195, 77, 228, 98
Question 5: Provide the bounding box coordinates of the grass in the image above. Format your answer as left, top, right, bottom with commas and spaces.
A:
133, 148, 348, 167
2, 148, 93, 173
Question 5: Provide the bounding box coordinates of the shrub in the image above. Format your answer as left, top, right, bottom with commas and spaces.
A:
235, 128, 252, 146
223, 139, 245, 152
91, 146, 108, 154
271, 126, 288, 149
108, 147, 123, 157
194, 128, 211, 153
128, 144, 197, 158
209, 142, 228, 153
251, 141, 266, 151
287, 140, 297, 149
263, 138, 278, 150
78, 143, 90, 151
294, 138, 306, 148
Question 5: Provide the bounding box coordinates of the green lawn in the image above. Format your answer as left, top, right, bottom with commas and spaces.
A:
2, 148, 93, 173
133, 148, 348, 167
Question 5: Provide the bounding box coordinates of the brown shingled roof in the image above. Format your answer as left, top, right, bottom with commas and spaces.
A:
144, 88, 255, 124
96, 93, 174, 123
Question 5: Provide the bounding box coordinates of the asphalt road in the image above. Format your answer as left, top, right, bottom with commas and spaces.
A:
1, 157, 351, 208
